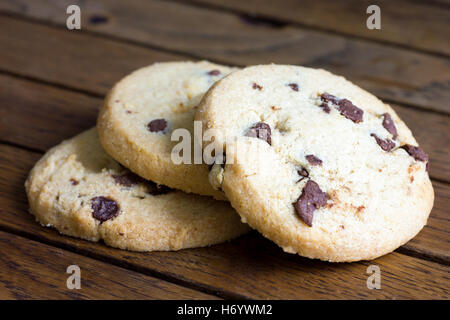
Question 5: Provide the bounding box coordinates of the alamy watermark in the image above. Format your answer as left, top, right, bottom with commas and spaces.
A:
366, 265, 381, 290
169, 121, 271, 169
66, 5, 81, 30
366, 5, 381, 30
66, 265, 81, 289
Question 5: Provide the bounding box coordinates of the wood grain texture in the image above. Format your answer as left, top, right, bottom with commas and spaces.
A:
0, 15, 182, 95
0, 74, 99, 150
1, 73, 449, 183
0, 3, 449, 113
402, 180, 450, 263
0, 143, 448, 299
191, 0, 450, 56
0, 231, 216, 299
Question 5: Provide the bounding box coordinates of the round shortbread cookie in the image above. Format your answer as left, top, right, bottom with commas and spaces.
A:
98, 61, 237, 200
25, 128, 250, 251
196, 65, 434, 262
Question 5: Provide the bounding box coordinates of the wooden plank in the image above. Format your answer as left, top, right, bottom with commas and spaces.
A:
393, 104, 450, 182
0, 74, 99, 150
0, 143, 448, 299
0, 4, 449, 114
0, 230, 216, 299
2, 73, 449, 184
402, 180, 450, 262
0, 15, 182, 95
191, 0, 450, 56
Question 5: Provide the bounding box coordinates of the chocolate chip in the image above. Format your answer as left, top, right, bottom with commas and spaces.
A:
305, 155, 322, 166
336, 99, 363, 123
320, 93, 340, 105
252, 83, 262, 91
147, 119, 167, 133
401, 144, 429, 162
91, 196, 120, 222
288, 83, 299, 92
382, 113, 398, 139
319, 93, 337, 114
145, 181, 172, 195
208, 70, 221, 76
112, 172, 144, 187
320, 93, 363, 123
297, 167, 309, 182
246, 122, 271, 145
371, 134, 395, 152
294, 180, 329, 227
319, 103, 331, 113
298, 168, 309, 178
70, 179, 79, 186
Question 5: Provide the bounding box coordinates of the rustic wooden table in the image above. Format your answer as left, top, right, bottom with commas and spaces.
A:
0, 0, 448, 299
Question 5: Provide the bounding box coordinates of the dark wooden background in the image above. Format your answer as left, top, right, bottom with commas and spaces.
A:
0, 0, 448, 299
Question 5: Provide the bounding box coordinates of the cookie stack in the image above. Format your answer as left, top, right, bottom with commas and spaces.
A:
26, 62, 433, 262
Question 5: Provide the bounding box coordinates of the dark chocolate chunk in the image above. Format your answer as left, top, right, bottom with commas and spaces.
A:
401, 144, 429, 162
91, 196, 120, 222
297, 167, 309, 182
147, 119, 167, 133
246, 122, 272, 145
320, 93, 340, 105
371, 134, 395, 152
288, 83, 299, 92
382, 113, 398, 139
319, 93, 337, 113
319, 103, 331, 113
70, 178, 79, 186
335, 99, 363, 123
320, 93, 363, 123
298, 168, 309, 178
252, 83, 262, 91
145, 181, 172, 195
305, 155, 322, 166
294, 180, 329, 227
208, 70, 221, 76
112, 171, 144, 187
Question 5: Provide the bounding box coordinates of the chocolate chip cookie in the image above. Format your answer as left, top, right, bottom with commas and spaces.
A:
25, 128, 250, 251
196, 64, 434, 262
98, 61, 237, 200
